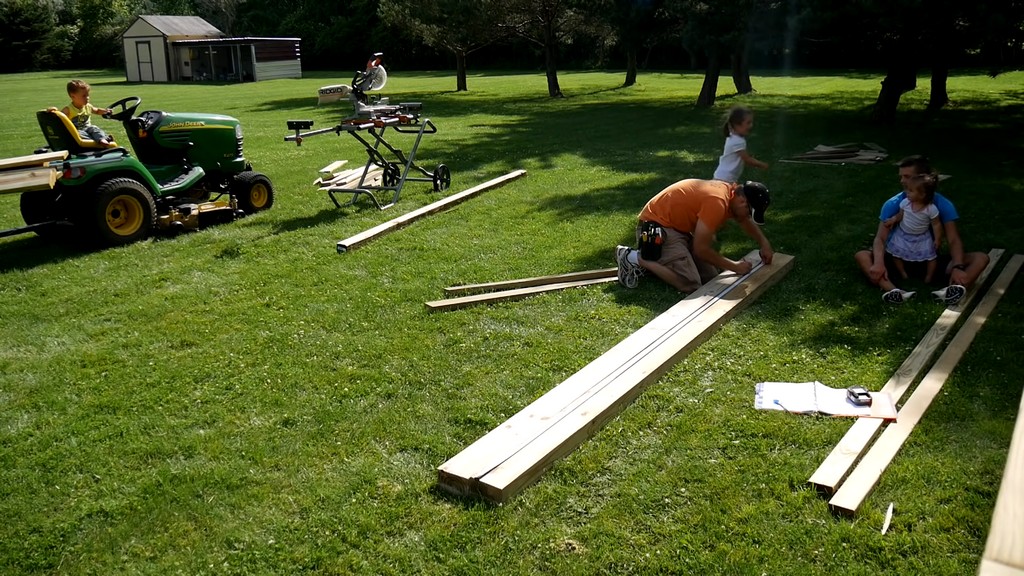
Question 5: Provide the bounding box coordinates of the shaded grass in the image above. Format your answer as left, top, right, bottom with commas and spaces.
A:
0, 69, 1022, 574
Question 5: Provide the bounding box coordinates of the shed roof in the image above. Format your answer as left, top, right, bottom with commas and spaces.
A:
136, 15, 224, 38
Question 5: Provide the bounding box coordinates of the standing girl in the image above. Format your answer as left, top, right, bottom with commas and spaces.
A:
713, 105, 768, 183
884, 173, 943, 284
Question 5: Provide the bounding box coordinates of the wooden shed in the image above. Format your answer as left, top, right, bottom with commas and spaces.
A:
121, 15, 301, 83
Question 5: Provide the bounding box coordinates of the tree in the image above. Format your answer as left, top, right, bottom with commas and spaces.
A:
378, 0, 503, 91
502, 0, 594, 97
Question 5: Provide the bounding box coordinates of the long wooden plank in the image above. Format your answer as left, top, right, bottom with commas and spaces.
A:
476, 255, 793, 502
438, 253, 793, 502
980, 559, 1024, 576
436, 256, 758, 495
980, 379, 1024, 573
809, 249, 1005, 494
426, 277, 616, 311
336, 170, 527, 253
0, 150, 67, 172
829, 254, 1024, 515
444, 268, 617, 295
0, 168, 60, 195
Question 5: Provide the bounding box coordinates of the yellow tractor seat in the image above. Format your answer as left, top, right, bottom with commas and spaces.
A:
37, 107, 118, 154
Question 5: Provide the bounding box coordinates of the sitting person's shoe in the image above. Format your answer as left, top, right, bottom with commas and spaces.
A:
932, 284, 966, 306
882, 288, 915, 304
615, 245, 643, 289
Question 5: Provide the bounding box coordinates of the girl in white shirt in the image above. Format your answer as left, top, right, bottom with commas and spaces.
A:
884, 173, 943, 283
713, 106, 768, 183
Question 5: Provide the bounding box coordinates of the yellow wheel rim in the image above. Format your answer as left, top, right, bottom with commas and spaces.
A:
250, 183, 269, 209
105, 194, 144, 237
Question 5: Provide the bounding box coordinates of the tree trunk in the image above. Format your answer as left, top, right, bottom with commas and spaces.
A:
542, 20, 562, 97
696, 50, 721, 107
927, 65, 949, 113
623, 44, 638, 87
731, 40, 753, 94
455, 49, 468, 92
871, 63, 916, 124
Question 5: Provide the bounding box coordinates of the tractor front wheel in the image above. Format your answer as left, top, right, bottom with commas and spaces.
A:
86, 178, 157, 246
233, 171, 275, 213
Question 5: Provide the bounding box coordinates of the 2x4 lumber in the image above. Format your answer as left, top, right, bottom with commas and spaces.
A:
318, 159, 348, 178
438, 253, 794, 502
979, 560, 1024, 576
427, 277, 615, 311
0, 167, 60, 195
437, 258, 757, 492
436, 258, 756, 496
0, 150, 67, 172
809, 249, 1006, 494
444, 268, 617, 295
980, 375, 1024, 573
828, 254, 1024, 515
336, 170, 527, 253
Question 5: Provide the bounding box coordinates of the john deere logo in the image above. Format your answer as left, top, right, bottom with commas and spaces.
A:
164, 121, 206, 129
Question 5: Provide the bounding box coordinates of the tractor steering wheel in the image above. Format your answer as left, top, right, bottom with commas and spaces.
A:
105, 96, 142, 121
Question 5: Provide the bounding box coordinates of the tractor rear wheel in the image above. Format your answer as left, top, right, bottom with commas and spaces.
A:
86, 178, 157, 246
20, 190, 63, 237
233, 171, 274, 213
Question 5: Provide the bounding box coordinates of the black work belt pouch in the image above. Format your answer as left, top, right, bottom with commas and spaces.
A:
639, 221, 665, 261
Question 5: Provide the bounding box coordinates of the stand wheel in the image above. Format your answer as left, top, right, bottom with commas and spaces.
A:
382, 163, 401, 187
432, 164, 451, 192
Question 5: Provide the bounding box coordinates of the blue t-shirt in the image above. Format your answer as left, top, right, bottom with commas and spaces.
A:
879, 191, 959, 223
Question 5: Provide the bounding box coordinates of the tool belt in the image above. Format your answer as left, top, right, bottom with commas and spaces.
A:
639, 221, 665, 261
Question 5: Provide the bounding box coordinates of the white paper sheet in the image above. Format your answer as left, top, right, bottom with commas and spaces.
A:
754, 381, 897, 420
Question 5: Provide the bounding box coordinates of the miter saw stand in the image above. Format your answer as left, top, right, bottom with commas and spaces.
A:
284, 53, 451, 210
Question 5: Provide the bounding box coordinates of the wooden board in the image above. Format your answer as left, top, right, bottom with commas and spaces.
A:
336, 170, 527, 253
0, 150, 67, 172
980, 559, 1024, 576
318, 159, 348, 178
445, 268, 617, 295
808, 249, 1005, 494
0, 167, 60, 195
435, 256, 758, 494
828, 254, 1024, 515
980, 377, 1024, 573
437, 253, 794, 502
427, 277, 616, 311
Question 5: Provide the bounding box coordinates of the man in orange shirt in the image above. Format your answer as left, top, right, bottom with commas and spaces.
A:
616, 179, 774, 292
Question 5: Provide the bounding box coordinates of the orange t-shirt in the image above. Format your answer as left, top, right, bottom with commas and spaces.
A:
638, 179, 734, 233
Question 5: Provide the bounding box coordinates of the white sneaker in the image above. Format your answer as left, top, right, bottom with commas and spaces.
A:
882, 288, 915, 304
932, 284, 966, 305
615, 245, 643, 289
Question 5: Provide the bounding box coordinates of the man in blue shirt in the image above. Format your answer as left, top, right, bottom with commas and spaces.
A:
854, 155, 989, 304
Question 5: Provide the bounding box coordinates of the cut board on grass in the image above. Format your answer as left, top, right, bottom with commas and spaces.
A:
444, 268, 617, 295
437, 252, 794, 502
336, 170, 527, 253
828, 254, 1024, 516
427, 277, 616, 311
808, 249, 1005, 495
980, 379, 1024, 575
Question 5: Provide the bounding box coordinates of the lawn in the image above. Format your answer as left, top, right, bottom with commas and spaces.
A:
1, 68, 1023, 575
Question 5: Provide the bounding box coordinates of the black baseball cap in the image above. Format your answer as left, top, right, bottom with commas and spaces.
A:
742, 181, 771, 225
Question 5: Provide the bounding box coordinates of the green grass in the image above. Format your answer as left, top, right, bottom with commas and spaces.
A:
1, 68, 1023, 575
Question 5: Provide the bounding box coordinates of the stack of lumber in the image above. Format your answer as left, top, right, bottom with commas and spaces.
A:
315, 162, 384, 192
0, 151, 67, 195
783, 143, 888, 165
806, 250, 1023, 517
437, 252, 794, 502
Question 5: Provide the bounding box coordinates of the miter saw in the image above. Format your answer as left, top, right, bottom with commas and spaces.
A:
285, 53, 450, 210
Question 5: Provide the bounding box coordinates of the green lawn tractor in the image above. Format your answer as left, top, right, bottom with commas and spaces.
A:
1, 96, 273, 247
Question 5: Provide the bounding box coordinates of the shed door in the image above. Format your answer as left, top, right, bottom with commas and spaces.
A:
136, 41, 154, 82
